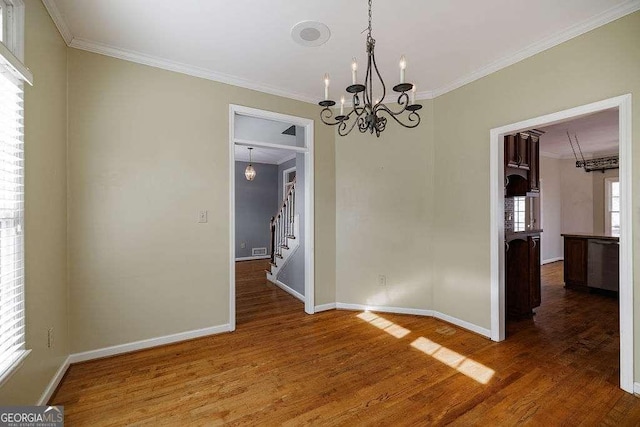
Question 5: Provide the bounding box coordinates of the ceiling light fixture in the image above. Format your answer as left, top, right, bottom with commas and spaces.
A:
318, 0, 422, 137
245, 148, 256, 181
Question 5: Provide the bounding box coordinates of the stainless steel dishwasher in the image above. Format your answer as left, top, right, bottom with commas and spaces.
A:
587, 239, 619, 292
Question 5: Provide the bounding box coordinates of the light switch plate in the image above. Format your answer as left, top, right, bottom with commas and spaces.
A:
198, 210, 208, 223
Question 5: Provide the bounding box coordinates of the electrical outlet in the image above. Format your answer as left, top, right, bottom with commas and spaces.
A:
198, 210, 208, 223
378, 275, 387, 287
240, 242, 246, 249
47, 328, 54, 348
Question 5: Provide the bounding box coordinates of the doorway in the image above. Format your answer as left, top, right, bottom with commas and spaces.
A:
229, 105, 315, 331
489, 95, 633, 392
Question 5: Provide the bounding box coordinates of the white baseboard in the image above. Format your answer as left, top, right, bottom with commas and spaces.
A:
335, 303, 491, 338
336, 303, 432, 317
431, 311, 491, 338
37, 356, 71, 405
68, 324, 232, 364
274, 280, 305, 302
314, 303, 336, 312
236, 256, 270, 261
634, 382, 640, 395
36, 323, 231, 405
542, 256, 564, 265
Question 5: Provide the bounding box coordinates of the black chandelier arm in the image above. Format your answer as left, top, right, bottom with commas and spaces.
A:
376, 104, 421, 129
373, 91, 410, 117
319, 107, 345, 126
338, 106, 368, 136
370, 45, 387, 106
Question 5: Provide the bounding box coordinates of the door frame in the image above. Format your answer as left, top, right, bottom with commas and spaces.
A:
228, 105, 315, 331
489, 94, 633, 393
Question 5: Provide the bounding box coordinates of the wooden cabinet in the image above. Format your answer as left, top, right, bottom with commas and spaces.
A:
564, 236, 588, 289
529, 236, 541, 307
505, 134, 529, 170
506, 235, 541, 320
528, 135, 540, 193
504, 131, 541, 195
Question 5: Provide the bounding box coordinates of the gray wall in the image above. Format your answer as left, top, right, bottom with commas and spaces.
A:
277, 153, 305, 295
235, 161, 279, 258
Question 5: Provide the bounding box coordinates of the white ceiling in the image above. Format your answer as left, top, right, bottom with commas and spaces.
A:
44, 0, 639, 103
538, 108, 619, 158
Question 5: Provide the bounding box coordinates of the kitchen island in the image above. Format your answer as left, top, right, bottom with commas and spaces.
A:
562, 233, 619, 292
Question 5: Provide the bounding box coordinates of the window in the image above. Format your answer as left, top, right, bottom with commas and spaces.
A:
283, 167, 296, 198
0, 0, 29, 384
513, 196, 526, 232
605, 177, 620, 237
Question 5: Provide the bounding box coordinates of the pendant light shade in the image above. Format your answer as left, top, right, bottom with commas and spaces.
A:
245, 148, 256, 181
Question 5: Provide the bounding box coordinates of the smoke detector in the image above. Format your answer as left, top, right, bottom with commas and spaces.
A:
291, 21, 331, 47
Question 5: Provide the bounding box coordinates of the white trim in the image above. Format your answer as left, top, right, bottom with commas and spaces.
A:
235, 255, 270, 262
69, 38, 317, 104
314, 303, 336, 312
430, 0, 640, 98
431, 311, 492, 338
229, 109, 236, 332
542, 257, 564, 265
335, 303, 490, 338
40, 0, 73, 45
274, 279, 305, 302
229, 104, 315, 327
7, 0, 24, 61
336, 303, 432, 317
282, 165, 296, 200
234, 138, 307, 154
37, 324, 231, 404
277, 153, 297, 165
489, 94, 633, 393
37, 355, 70, 405
634, 382, 640, 396
68, 324, 231, 364
42, 1, 640, 103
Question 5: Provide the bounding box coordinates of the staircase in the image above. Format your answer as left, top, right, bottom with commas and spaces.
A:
266, 180, 299, 282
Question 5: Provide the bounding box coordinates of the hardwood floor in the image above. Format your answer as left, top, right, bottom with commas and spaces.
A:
50, 260, 640, 425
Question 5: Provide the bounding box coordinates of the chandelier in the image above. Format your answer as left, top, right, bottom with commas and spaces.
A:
245, 147, 256, 181
318, 0, 422, 137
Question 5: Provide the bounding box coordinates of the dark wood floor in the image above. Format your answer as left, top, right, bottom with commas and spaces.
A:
50, 260, 640, 425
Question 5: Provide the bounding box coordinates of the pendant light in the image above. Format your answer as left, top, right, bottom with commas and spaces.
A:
245, 147, 256, 181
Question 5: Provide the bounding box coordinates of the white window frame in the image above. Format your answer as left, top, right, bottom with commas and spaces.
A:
0, 0, 24, 61
282, 166, 296, 198
0, 0, 28, 387
605, 177, 620, 237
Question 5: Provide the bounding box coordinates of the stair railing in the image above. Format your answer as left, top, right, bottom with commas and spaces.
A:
270, 179, 296, 266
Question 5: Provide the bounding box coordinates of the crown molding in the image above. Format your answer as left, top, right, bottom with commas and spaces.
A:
42, 0, 640, 104
69, 38, 318, 104
41, 0, 73, 45
430, 0, 640, 98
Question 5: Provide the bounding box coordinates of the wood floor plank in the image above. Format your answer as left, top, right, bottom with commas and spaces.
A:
50, 260, 640, 425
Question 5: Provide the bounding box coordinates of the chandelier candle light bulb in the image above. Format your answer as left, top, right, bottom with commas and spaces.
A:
351, 58, 358, 84
411, 85, 416, 104
340, 96, 345, 115
399, 55, 407, 84
324, 73, 330, 100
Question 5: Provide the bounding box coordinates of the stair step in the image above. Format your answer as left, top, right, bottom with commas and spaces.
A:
275, 254, 283, 259
286, 235, 296, 239
280, 245, 289, 250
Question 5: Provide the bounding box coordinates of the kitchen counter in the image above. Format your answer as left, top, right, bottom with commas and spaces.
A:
561, 233, 619, 241
506, 229, 542, 242
562, 234, 619, 292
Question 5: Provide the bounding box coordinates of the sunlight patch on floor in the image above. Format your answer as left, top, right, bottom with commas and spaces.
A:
411, 337, 495, 384
357, 311, 411, 338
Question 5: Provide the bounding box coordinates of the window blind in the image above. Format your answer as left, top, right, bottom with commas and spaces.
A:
0, 69, 25, 378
